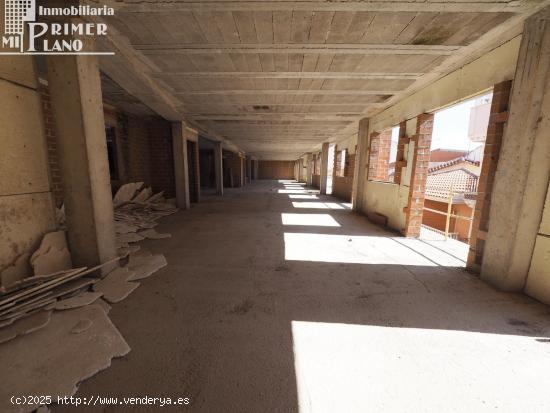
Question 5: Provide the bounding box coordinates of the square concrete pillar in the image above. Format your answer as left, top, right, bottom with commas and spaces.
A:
482, 8, 550, 292
320, 143, 330, 194
306, 153, 313, 186
352, 118, 370, 211
214, 141, 224, 196
46, 54, 116, 268
172, 122, 190, 210
254, 159, 259, 180
246, 156, 252, 182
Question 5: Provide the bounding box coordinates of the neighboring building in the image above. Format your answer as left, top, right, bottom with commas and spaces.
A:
468, 96, 492, 142
422, 156, 481, 242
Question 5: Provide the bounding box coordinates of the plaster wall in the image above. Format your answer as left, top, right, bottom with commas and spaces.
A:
0, 57, 56, 272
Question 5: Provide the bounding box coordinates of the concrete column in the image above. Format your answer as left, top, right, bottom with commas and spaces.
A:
352, 118, 370, 211
246, 156, 252, 182
253, 159, 259, 180
306, 153, 313, 186
482, 8, 550, 292
46, 53, 116, 268
214, 141, 224, 196
320, 143, 330, 194
171, 122, 190, 210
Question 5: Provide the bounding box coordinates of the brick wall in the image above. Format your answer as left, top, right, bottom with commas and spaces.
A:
404, 113, 434, 237
258, 160, 295, 180
225, 152, 244, 187
39, 82, 64, 207
123, 114, 152, 186
467, 80, 512, 269
39, 79, 176, 201
368, 129, 392, 182
187, 140, 200, 202
148, 118, 175, 197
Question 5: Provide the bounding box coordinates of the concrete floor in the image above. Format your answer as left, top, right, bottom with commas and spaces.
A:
57, 180, 550, 413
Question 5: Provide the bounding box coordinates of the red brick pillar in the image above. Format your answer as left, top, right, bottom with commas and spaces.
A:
39, 82, 64, 207
394, 121, 408, 185
404, 113, 434, 237
367, 129, 392, 181
467, 80, 512, 270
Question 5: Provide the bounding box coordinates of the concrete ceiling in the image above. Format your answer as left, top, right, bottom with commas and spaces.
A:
95, 0, 548, 160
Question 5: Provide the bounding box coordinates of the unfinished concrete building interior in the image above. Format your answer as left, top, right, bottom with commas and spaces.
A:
1, 0, 550, 411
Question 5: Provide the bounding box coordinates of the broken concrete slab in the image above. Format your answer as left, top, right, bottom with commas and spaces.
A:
132, 187, 153, 203
114, 222, 140, 235
0, 306, 130, 413
30, 231, 72, 277
70, 318, 93, 334
53, 292, 103, 311
32, 247, 72, 277
0, 253, 32, 288
113, 182, 143, 207
94, 299, 111, 314
30, 231, 68, 265
116, 233, 145, 244
146, 191, 165, 204
137, 229, 171, 240
0, 310, 52, 345
93, 267, 140, 303
127, 254, 167, 281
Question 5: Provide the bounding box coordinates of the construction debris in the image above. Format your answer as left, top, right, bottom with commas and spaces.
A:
0, 182, 172, 410
0, 305, 130, 413
0, 311, 52, 344
93, 267, 140, 303
127, 254, 168, 281
30, 231, 72, 276
0, 257, 120, 329
52, 292, 103, 311
138, 228, 172, 240
0, 253, 32, 288
112, 183, 177, 257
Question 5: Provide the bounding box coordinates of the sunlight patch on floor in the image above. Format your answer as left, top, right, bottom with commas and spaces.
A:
279, 189, 320, 194
281, 214, 341, 227
292, 321, 550, 413
292, 202, 345, 210
283, 233, 467, 266
289, 195, 319, 200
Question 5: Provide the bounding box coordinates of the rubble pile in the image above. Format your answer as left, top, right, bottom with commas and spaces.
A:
0, 182, 175, 413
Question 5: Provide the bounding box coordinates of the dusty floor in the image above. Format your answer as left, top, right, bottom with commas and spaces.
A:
56, 180, 550, 412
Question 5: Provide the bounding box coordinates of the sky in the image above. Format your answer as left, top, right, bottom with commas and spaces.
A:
430, 93, 492, 151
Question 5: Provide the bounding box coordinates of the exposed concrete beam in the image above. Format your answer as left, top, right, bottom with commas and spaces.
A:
112, 1, 535, 13
95, 33, 182, 121
137, 44, 459, 56
176, 90, 394, 96
158, 72, 423, 80
188, 114, 358, 121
